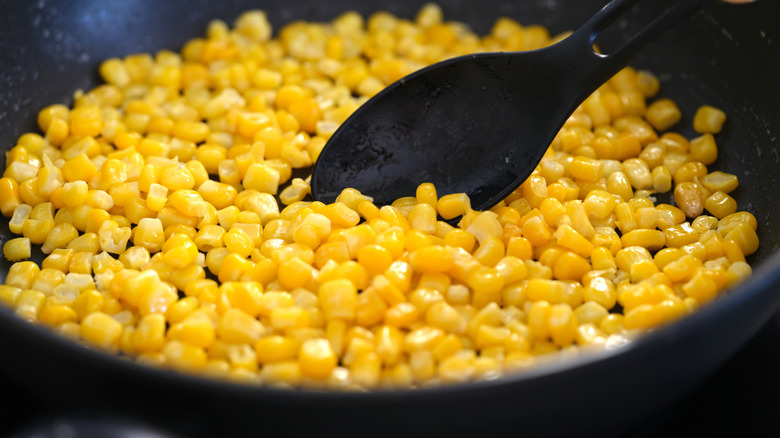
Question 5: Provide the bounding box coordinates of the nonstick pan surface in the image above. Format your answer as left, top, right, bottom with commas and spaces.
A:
1, 0, 779, 437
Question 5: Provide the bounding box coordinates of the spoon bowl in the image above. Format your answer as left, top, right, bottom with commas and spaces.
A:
311, 0, 712, 211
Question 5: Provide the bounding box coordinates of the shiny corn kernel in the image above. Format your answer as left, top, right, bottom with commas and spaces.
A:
693, 105, 726, 134
299, 338, 337, 379
644, 98, 681, 131
80, 312, 123, 350
4, 237, 31, 262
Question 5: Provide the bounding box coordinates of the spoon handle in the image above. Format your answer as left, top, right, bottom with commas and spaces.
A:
558, 0, 714, 98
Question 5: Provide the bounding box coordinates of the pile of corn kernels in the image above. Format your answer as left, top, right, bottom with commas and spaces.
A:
0, 4, 759, 390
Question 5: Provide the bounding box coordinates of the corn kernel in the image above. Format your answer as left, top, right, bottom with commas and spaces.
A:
4, 237, 31, 262
693, 105, 726, 134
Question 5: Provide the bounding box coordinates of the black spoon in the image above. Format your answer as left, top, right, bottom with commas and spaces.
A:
310, 0, 713, 211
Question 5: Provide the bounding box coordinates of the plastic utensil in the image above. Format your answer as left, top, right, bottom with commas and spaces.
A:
310, 0, 712, 211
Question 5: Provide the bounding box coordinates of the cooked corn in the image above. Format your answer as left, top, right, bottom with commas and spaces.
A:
0, 4, 757, 392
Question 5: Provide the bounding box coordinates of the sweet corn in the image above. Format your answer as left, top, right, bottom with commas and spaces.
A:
4, 237, 31, 261
0, 5, 757, 391
693, 105, 726, 134
644, 98, 681, 132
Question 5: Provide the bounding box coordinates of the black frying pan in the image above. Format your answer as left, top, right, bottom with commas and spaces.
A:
1, 0, 779, 437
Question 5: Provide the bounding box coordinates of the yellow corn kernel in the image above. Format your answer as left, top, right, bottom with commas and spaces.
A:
573, 300, 608, 328
615, 246, 652, 272
4, 237, 31, 262
278, 257, 315, 290
717, 211, 757, 236
161, 233, 199, 268
0, 177, 21, 217
723, 222, 759, 256
168, 262, 206, 292
381, 300, 417, 327
356, 244, 394, 277
526, 300, 551, 340
440, 229, 473, 253
644, 98, 681, 131
222, 227, 254, 259
569, 156, 603, 183
172, 120, 210, 143
404, 203, 435, 235
524, 278, 564, 305
163, 340, 208, 373
349, 350, 381, 388
555, 224, 594, 258
132, 313, 166, 352
726, 261, 752, 288
693, 105, 726, 134
352, 288, 386, 327
408, 245, 453, 274
632, 259, 661, 283
674, 181, 706, 219
38, 302, 78, 326
663, 254, 703, 282
269, 304, 311, 331
603, 172, 632, 202
255, 335, 300, 365
40, 222, 79, 254
701, 171, 738, 194
664, 222, 699, 248
167, 189, 208, 218
521, 214, 552, 247
624, 304, 663, 330
463, 266, 504, 302
553, 251, 591, 281
599, 313, 625, 335
80, 311, 123, 350
680, 269, 718, 304
589, 247, 615, 273
546, 303, 577, 347
318, 279, 357, 321
44, 117, 69, 146
12, 288, 45, 321
29, 269, 66, 295
69, 104, 103, 137
620, 229, 666, 252
299, 338, 337, 379
260, 361, 302, 386
704, 191, 737, 219
653, 247, 684, 270
463, 211, 501, 246
649, 165, 672, 193
436, 193, 471, 220
22, 217, 55, 245
243, 162, 281, 194
8, 204, 31, 235
620, 158, 652, 190
673, 162, 707, 187
217, 308, 266, 344
40, 248, 73, 273
60, 154, 96, 183
158, 164, 195, 191
97, 220, 132, 254
132, 217, 165, 253
37, 105, 69, 136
